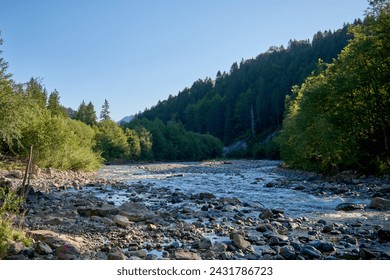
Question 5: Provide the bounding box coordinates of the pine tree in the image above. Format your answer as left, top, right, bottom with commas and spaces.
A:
100, 99, 110, 120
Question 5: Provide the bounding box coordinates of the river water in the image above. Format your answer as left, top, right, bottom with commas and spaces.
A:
92, 160, 387, 225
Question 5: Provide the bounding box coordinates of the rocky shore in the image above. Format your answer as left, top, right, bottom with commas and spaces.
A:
1, 161, 389, 260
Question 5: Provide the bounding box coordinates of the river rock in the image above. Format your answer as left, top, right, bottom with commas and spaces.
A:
208, 243, 228, 254
369, 197, 390, 210
198, 238, 213, 250
300, 245, 323, 259
342, 235, 358, 245
107, 248, 127, 260
308, 240, 336, 252
322, 223, 335, 233
259, 209, 274, 220
279, 245, 297, 260
174, 250, 201, 260
35, 241, 53, 255
119, 202, 154, 222
7, 242, 26, 255
199, 192, 216, 200
32, 165, 41, 177
335, 203, 365, 211
10, 170, 23, 179
28, 230, 81, 254
231, 233, 251, 249
377, 227, 390, 242
77, 206, 119, 217
113, 215, 130, 227
256, 223, 275, 232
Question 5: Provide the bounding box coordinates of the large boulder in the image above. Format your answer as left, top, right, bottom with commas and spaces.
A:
118, 202, 155, 222
369, 197, 390, 210
28, 230, 81, 255
77, 205, 119, 217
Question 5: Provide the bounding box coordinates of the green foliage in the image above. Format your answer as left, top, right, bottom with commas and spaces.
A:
0, 185, 31, 259
100, 99, 110, 121
138, 25, 353, 146
21, 115, 102, 170
47, 89, 67, 117
278, 1, 390, 174
126, 118, 223, 161
74, 101, 97, 126
95, 119, 130, 161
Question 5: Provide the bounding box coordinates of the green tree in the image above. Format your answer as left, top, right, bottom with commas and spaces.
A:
95, 119, 129, 161
47, 89, 67, 117
100, 99, 110, 120
125, 128, 141, 159
25, 77, 47, 108
74, 101, 96, 126
278, 1, 390, 173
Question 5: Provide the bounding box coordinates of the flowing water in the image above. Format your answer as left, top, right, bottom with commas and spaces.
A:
92, 160, 388, 224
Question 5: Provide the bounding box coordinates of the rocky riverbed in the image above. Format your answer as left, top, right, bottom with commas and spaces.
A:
1, 160, 389, 260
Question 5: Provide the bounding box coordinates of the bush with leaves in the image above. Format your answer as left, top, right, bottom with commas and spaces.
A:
0, 185, 31, 258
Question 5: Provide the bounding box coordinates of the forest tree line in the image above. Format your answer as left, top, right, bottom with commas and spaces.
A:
1, 0, 388, 174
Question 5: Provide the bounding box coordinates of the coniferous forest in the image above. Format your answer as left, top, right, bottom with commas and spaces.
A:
1, 0, 389, 174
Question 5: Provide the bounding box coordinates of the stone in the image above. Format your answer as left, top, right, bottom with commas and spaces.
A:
308, 240, 336, 252
147, 223, 158, 230
119, 202, 155, 222
369, 197, 390, 210
108, 248, 127, 260
35, 242, 53, 255
279, 245, 297, 260
174, 250, 201, 260
77, 206, 119, 217
54, 244, 79, 260
322, 223, 335, 233
10, 170, 23, 179
359, 248, 377, 260
7, 242, 26, 255
31, 165, 41, 177
335, 203, 365, 211
342, 235, 358, 245
377, 227, 390, 242
198, 238, 213, 250
256, 223, 274, 232
113, 215, 130, 227
231, 233, 251, 249
199, 192, 216, 200
259, 209, 274, 220
28, 230, 80, 254
134, 249, 148, 258
269, 236, 279, 246
209, 243, 228, 253
265, 182, 275, 188
300, 245, 323, 259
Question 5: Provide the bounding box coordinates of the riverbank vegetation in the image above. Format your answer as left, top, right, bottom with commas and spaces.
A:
1, 1, 388, 174
277, 0, 389, 174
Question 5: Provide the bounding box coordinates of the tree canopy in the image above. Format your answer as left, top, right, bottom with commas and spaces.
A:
277, 0, 390, 174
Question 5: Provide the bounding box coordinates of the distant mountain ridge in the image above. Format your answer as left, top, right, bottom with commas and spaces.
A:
118, 115, 134, 125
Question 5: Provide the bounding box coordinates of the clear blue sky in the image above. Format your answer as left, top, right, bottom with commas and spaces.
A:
1, 0, 368, 121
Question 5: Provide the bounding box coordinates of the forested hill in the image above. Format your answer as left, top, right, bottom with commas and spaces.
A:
137, 23, 357, 145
